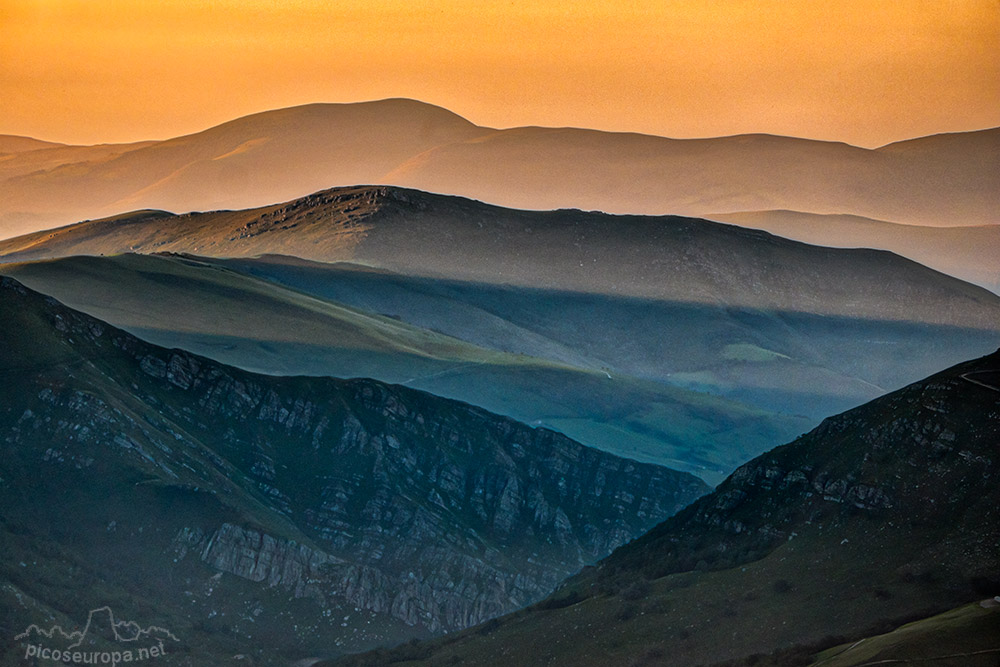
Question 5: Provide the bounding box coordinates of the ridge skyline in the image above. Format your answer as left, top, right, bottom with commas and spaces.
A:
5, 97, 999, 150
4, 2, 998, 664
1, 98, 996, 250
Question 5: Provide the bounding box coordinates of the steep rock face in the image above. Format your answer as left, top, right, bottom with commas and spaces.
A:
121, 340, 704, 632
327, 351, 1000, 667
0, 276, 707, 661
149, 353, 700, 632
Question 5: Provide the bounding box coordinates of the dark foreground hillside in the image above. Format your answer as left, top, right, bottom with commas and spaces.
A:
0, 277, 707, 666
331, 348, 1000, 666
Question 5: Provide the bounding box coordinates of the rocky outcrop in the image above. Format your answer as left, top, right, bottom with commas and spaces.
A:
170, 522, 543, 632
0, 277, 709, 651
139, 352, 707, 632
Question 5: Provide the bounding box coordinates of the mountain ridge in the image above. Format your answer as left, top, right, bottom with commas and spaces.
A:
330, 347, 1000, 665
3, 185, 998, 446
0, 100, 995, 240
0, 251, 816, 482
707, 209, 1000, 292
0, 274, 708, 664
3, 185, 997, 326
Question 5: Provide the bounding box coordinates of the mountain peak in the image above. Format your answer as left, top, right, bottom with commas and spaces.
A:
2, 102, 995, 240
201, 98, 483, 138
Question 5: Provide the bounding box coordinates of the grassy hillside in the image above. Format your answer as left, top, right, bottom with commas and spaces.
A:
3, 186, 998, 328
212, 253, 1000, 420
3, 183, 999, 470
0, 252, 520, 376
2, 186, 998, 422
0, 253, 806, 482
809, 601, 1000, 667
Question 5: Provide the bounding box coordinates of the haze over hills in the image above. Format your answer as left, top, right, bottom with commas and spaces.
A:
0, 252, 809, 482
709, 210, 1000, 293
205, 250, 1000, 418
333, 349, 1000, 666
384, 125, 999, 227
2, 186, 998, 327
0, 100, 487, 239
2, 187, 999, 465
0, 135, 64, 153
0, 139, 157, 183
0, 99, 995, 242
2, 96, 997, 665
0, 276, 708, 665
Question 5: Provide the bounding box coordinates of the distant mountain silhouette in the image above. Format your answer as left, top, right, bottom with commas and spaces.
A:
708, 210, 1000, 293
0, 100, 995, 241
0, 134, 64, 153
0, 100, 485, 238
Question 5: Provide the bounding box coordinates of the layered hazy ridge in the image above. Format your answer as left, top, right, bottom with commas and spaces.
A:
3, 186, 998, 484
1, 100, 996, 291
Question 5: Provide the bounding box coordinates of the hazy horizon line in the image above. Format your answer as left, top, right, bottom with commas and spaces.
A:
5, 97, 998, 151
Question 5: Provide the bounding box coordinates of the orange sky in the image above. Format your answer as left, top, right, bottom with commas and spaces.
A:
1, 0, 998, 147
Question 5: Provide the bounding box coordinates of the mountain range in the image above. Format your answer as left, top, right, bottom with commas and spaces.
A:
330, 347, 1000, 666
1, 99, 997, 293
2, 187, 998, 483
0, 251, 806, 483
708, 210, 1000, 293
0, 276, 707, 665
1, 98, 997, 665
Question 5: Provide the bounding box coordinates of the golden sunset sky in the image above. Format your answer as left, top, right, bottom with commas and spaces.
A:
2, 0, 998, 147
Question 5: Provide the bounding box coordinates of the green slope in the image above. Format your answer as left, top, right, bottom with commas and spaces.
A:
4, 186, 999, 480
212, 253, 1000, 421
810, 601, 1000, 667
3, 184, 998, 425
0, 252, 526, 376
0, 253, 806, 482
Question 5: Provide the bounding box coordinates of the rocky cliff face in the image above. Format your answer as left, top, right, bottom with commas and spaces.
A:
326, 351, 1000, 667
0, 276, 707, 663
134, 343, 703, 633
